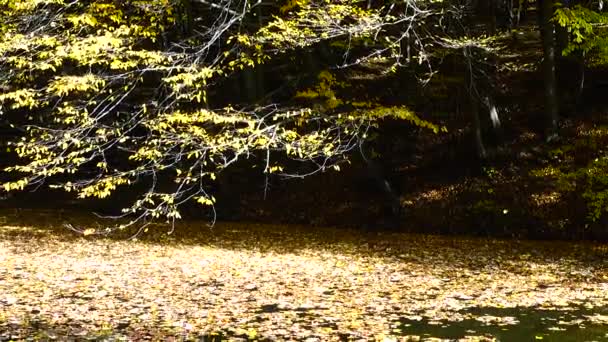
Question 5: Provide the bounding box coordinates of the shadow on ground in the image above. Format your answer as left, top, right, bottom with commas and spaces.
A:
399, 305, 608, 341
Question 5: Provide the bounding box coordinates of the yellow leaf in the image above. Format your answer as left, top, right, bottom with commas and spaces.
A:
247, 329, 257, 339
82, 228, 96, 236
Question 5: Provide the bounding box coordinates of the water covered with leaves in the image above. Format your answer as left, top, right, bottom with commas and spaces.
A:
0, 210, 607, 340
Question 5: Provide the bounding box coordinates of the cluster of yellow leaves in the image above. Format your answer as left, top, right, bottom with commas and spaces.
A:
3, 178, 29, 191
0, 34, 60, 56
47, 74, 106, 97
365, 106, 448, 134
252, 0, 383, 50
78, 177, 131, 199
0, 0, 64, 13
0, 89, 40, 109
163, 68, 216, 104
53, 104, 93, 125
295, 70, 445, 134
154, 109, 251, 128
279, 0, 310, 13
7, 128, 93, 180
124, 192, 184, 219
296, 70, 345, 110
1, 1, 172, 74
0, 0, 177, 198
196, 196, 216, 206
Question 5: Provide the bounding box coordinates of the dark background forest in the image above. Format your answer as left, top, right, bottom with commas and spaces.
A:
2, 0, 608, 240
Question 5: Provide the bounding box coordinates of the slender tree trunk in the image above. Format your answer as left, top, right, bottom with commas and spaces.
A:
179, 0, 194, 35
242, 68, 258, 102
515, 0, 528, 26
540, 0, 559, 141
471, 94, 487, 159
483, 52, 502, 142
488, 0, 497, 35
400, 30, 412, 64
241, 5, 265, 103
575, 50, 586, 107
254, 5, 265, 100
464, 47, 487, 160
483, 95, 503, 142
507, 0, 515, 29
555, 0, 569, 57
359, 144, 401, 220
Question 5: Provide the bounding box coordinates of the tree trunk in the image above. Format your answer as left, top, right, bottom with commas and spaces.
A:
488, 0, 497, 35
540, 0, 559, 141
483, 95, 503, 143
179, 0, 194, 35
464, 47, 487, 160
241, 5, 266, 103
575, 51, 586, 108
242, 68, 258, 102
471, 93, 487, 159
254, 5, 265, 100
515, 0, 528, 26
555, 0, 569, 57
359, 144, 401, 221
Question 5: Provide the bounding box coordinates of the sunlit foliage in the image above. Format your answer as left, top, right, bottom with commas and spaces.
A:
0, 0, 442, 229
554, 4, 608, 63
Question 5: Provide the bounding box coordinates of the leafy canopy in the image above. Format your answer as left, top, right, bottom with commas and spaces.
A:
0, 0, 442, 230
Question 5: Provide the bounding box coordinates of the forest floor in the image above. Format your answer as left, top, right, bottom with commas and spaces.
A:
1, 210, 608, 341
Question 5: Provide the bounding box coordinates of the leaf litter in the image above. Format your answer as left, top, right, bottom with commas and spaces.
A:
0, 211, 607, 340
